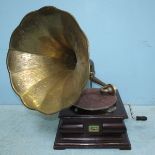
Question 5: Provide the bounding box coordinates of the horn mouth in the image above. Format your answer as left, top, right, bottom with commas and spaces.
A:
7, 6, 89, 114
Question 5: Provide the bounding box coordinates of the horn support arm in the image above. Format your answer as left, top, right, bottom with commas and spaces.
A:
89, 60, 116, 96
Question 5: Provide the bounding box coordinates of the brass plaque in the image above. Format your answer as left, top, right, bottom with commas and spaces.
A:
88, 125, 100, 133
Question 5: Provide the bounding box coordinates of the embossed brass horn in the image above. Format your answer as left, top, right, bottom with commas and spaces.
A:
7, 6, 115, 114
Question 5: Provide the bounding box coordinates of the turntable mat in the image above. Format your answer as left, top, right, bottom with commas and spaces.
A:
74, 88, 117, 111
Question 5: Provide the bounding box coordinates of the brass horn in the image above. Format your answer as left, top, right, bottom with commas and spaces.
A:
7, 6, 115, 114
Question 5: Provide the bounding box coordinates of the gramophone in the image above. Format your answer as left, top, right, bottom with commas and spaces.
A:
7, 6, 131, 150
